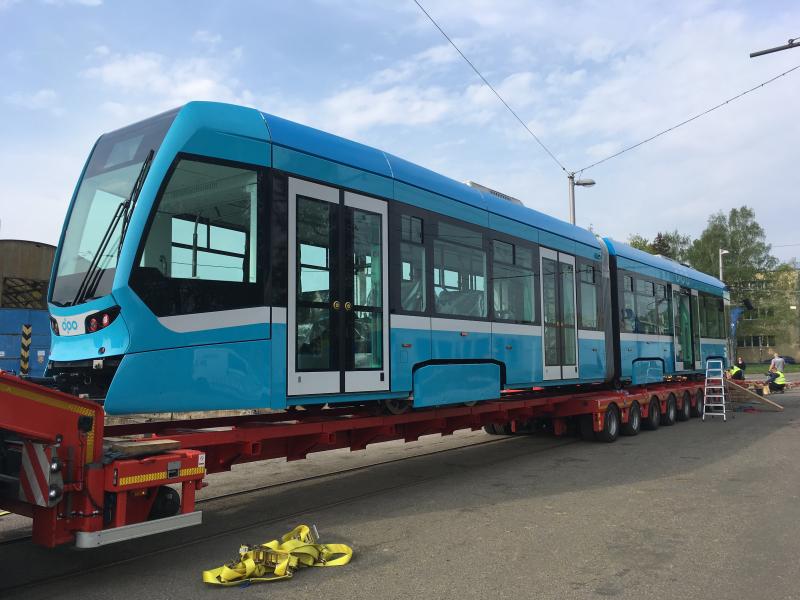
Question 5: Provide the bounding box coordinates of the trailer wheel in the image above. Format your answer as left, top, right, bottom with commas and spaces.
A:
579, 414, 596, 441
148, 486, 181, 520
661, 394, 677, 426
621, 401, 641, 436
596, 404, 620, 443
691, 389, 704, 418
643, 396, 660, 430
484, 423, 512, 435
677, 391, 691, 421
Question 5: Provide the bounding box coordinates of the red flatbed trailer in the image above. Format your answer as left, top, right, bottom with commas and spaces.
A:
0, 372, 705, 548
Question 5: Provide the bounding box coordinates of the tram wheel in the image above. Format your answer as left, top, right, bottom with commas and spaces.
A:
643, 396, 661, 431
382, 398, 411, 415
621, 401, 641, 436
661, 394, 677, 426
677, 391, 691, 421
596, 404, 620, 443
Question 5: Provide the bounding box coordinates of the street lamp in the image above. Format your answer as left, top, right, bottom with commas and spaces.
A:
568, 173, 595, 225
719, 248, 730, 281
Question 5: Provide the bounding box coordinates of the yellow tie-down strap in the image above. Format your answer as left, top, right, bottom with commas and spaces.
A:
202, 524, 353, 585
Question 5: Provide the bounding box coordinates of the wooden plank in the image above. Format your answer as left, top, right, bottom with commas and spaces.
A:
106, 439, 181, 457
726, 381, 784, 412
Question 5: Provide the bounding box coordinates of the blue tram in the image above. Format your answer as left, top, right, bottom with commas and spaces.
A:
46, 102, 728, 414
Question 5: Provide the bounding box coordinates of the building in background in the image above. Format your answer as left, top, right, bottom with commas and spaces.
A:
0, 239, 55, 376
736, 266, 800, 364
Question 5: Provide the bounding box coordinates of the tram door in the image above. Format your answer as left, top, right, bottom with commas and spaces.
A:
541, 248, 579, 380
672, 285, 696, 371
287, 178, 389, 396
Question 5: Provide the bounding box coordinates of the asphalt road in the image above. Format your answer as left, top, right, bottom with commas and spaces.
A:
2, 391, 800, 600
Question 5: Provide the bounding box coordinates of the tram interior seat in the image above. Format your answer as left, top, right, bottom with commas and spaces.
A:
400, 279, 424, 312
435, 289, 485, 317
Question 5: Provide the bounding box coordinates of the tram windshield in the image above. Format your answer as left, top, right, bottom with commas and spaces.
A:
50, 109, 177, 306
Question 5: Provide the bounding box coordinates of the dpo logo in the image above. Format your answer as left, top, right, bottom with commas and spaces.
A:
61, 319, 79, 333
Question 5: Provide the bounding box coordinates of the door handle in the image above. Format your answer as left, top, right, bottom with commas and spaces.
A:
333, 300, 341, 310
345, 301, 352, 311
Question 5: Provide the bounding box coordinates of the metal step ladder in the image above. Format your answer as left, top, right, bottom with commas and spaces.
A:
703, 359, 728, 421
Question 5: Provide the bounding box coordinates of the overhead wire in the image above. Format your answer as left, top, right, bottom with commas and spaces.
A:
411, 0, 567, 174
411, 1, 800, 177
576, 63, 800, 173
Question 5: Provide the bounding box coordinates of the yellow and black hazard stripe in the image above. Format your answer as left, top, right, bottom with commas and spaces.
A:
20, 324, 32, 376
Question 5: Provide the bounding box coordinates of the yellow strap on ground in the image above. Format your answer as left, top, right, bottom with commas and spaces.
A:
202, 524, 353, 586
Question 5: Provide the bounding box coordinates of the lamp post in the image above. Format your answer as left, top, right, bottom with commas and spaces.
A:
719, 248, 729, 281
567, 173, 596, 225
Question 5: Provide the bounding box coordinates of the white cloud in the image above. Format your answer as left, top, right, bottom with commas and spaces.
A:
4, 88, 62, 115
192, 30, 222, 46
82, 51, 255, 121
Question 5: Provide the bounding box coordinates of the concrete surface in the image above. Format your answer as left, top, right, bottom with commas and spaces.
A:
2, 391, 800, 600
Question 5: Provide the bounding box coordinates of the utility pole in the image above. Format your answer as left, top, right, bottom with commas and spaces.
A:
567, 173, 595, 226
719, 248, 729, 281
750, 37, 800, 58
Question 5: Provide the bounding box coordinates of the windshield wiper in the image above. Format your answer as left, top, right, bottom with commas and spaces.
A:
118, 149, 154, 256
71, 149, 155, 307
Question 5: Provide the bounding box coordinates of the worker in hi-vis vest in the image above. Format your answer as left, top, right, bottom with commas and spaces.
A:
728, 359, 745, 381
767, 366, 787, 393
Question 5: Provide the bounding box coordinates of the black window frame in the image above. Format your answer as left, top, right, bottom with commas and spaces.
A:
489, 233, 540, 325
129, 152, 269, 318
576, 258, 601, 331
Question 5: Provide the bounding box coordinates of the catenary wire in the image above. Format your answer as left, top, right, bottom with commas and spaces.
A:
411, 0, 567, 174
576, 63, 800, 173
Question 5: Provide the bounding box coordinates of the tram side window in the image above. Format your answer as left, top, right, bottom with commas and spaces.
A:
132, 158, 264, 317
635, 279, 657, 334
433, 222, 486, 318
579, 264, 598, 329
399, 215, 425, 312
655, 283, 672, 335
621, 275, 636, 332
701, 294, 725, 338
492, 240, 536, 322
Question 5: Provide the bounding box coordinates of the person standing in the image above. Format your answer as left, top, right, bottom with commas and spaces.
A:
770, 352, 785, 373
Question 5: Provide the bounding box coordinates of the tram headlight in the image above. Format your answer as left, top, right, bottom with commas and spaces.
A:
84, 306, 120, 334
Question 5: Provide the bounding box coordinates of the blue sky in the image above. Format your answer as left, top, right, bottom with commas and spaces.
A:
1, 0, 799, 262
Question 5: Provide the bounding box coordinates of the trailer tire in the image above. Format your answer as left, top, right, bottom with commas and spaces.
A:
149, 486, 181, 520
643, 396, 661, 430
596, 404, 620, 443
579, 414, 596, 441
677, 391, 691, 421
692, 389, 704, 418
621, 401, 641, 436
484, 423, 512, 435
661, 394, 677, 426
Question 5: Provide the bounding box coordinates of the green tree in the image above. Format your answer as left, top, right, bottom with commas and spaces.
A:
652, 230, 692, 262
627, 234, 651, 252
685, 206, 777, 288
627, 231, 691, 262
